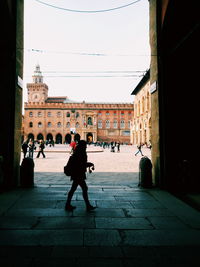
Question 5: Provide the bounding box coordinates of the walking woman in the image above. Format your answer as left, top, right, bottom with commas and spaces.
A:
65, 140, 96, 212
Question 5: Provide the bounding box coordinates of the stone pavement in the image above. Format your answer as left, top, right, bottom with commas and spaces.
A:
1, 145, 200, 266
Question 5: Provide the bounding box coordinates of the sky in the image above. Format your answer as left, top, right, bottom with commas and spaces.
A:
23, 0, 150, 104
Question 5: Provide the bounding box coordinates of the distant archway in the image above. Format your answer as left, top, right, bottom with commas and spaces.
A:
65, 133, 71, 144
74, 133, 80, 142
56, 133, 62, 144
87, 133, 93, 143
37, 133, 44, 141
46, 133, 53, 142
28, 133, 34, 141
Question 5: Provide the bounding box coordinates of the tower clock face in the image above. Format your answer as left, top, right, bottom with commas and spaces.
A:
31, 93, 41, 101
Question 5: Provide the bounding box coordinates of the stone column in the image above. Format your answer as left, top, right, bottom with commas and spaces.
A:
149, 0, 161, 186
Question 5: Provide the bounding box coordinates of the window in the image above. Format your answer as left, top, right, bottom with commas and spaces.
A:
47, 112, 51, 117
98, 120, 102, 128
128, 120, 131, 129
114, 111, 117, 116
66, 112, 70, 117
38, 112, 42, 117
76, 122, 79, 128
29, 112, 33, 117
66, 122, 70, 128
87, 117, 93, 125
38, 122, 42, 128
57, 122, 61, 128
113, 120, 118, 129
120, 120, 125, 128
106, 120, 110, 128
47, 122, 52, 127
98, 111, 102, 116
122, 130, 130, 136
121, 111, 124, 116
76, 112, 79, 118
29, 122, 33, 127
106, 111, 109, 116
57, 112, 61, 117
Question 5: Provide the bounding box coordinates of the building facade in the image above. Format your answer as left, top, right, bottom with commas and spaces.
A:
23, 65, 134, 144
130, 70, 151, 145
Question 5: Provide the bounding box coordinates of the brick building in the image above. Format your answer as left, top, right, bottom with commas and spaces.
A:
23, 65, 134, 144
130, 69, 151, 145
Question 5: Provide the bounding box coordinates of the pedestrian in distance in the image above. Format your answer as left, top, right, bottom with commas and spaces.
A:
117, 141, 120, 152
22, 140, 28, 158
28, 139, 36, 158
36, 140, 46, 158
65, 140, 96, 212
135, 143, 144, 156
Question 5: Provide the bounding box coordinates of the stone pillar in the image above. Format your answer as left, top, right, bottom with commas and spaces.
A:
0, 1, 24, 189
149, 0, 161, 186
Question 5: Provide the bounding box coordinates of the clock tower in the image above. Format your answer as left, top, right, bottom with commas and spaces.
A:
27, 64, 48, 103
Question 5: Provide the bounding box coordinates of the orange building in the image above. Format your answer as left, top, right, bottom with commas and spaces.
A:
23, 65, 134, 144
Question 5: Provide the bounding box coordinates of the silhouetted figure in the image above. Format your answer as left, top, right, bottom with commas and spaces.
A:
28, 139, 35, 158
65, 140, 96, 212
22, 141, 28, 158
135, 143, 144, 156
36, 140, 46, 158
117, 142, 120, 152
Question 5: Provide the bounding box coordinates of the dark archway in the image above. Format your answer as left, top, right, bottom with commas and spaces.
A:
56, 134, 62, 144
74, 133, 80, 142
28, 133, 34, 141
37, 133, 44, 141
46, 133, 53, 142
65, 133, 71, 144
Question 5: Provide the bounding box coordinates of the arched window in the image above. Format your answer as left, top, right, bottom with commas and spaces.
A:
29, 122, 33, 127
75, 122, 79, 128
66, 122, 70, 128
57, 112, 61, 117
47, 112, 51, 117
106, 120, 110, 128
120, 120, 125, 128
29, 112, 33, 117
76, 112, 79, 118
38, 112, 42, 117
57, 122, 61, 128
47, 122, 52, 128
66, 112, 70, 117
121, 111, 124, 116
128, 120, 131, 128
113, 120, 118, 129
98, 120, 102, 128
38, 122, 42, 128
106, 111, 109, 116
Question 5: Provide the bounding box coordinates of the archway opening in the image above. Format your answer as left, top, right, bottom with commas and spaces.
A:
56, 134, 62, 144
65, 133, 71, 144
87, 133, 93, 143
46, 133, 53, 142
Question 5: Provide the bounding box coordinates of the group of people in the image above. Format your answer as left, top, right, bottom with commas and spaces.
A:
21, 139, 46, 159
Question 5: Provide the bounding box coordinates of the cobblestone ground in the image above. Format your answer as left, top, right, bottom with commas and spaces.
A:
31, 144, 151, 187
1, 145, 199, 266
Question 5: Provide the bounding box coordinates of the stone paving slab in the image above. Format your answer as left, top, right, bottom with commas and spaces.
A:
84, 229, 121, 246
95, 217, 153, 229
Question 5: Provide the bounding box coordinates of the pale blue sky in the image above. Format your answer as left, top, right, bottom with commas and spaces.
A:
23, 0, 150, 103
